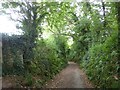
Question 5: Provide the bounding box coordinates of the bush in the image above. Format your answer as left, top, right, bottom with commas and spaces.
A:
81, 34, 119, 88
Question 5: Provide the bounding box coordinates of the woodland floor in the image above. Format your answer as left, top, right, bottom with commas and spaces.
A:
45, 62, 94, 88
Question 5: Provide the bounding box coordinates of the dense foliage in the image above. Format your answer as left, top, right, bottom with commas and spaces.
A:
1, 1, 120, 88
70, 2, 120, 88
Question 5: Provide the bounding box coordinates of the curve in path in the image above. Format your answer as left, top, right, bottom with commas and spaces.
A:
45, 62, 93, 88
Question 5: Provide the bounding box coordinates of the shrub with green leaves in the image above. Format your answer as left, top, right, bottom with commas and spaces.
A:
81, 33, 119, 88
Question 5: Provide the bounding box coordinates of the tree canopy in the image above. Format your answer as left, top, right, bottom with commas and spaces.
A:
1, 1, 120, 88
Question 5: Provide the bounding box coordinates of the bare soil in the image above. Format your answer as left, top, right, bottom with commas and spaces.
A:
2, 62, 94, 88
45, 62, 94, 88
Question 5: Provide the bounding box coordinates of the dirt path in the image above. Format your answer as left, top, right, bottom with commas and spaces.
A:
45, 62, 93, 88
